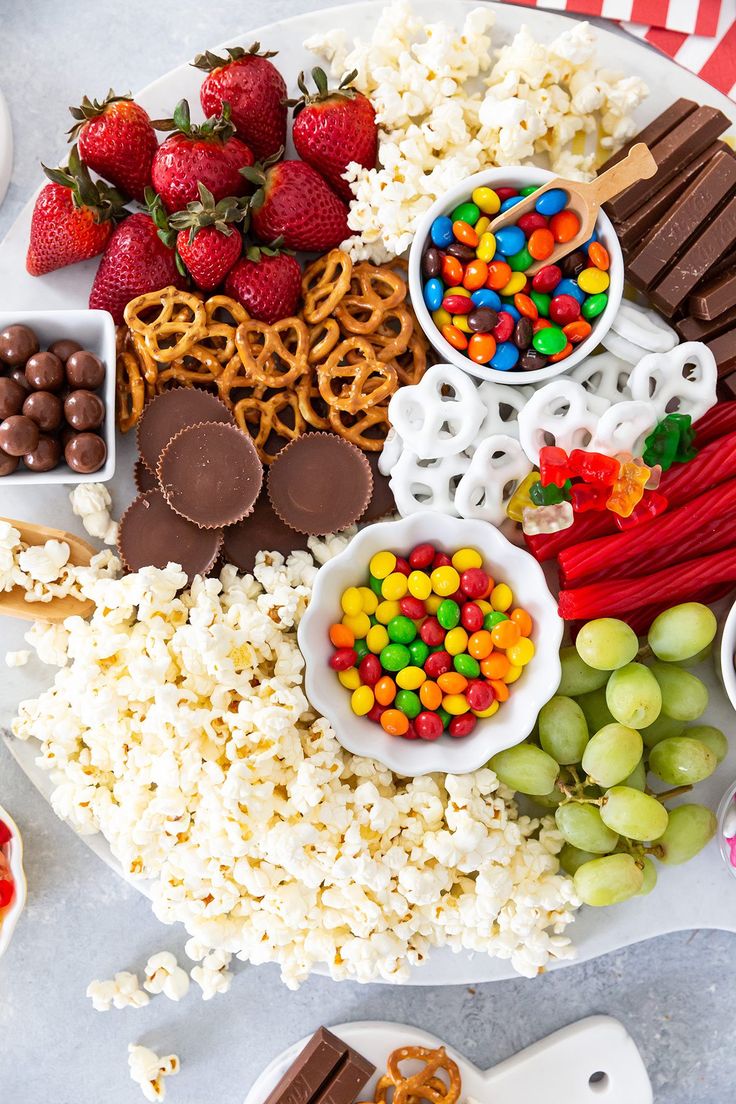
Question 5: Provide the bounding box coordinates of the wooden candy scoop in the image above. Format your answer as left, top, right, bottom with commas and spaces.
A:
0, 517, 95, 623
490, 143, 658, 274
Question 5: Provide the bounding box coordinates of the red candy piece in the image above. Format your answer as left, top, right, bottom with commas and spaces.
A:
394, 556, 411, 576
495, 187, 519, 201
466, 679, 494, 711
433, 552, 452, 569
549, 293, 581, 325
410, 543, 435, 569
460, 568, 488, 599
460, 602, 484, 632
359, 654, 382, 685
539, 445, 572, 487
0, 880, 14, 909
516, 211, 548, 234
0, 820, 11, 846
532, 264, 562, 294
492, 311, 515, 343
442, 295, 473, 314
448, 714, 477, 738
400, 595, 426, 620
424, 650, 452, 679
568, 449, 620, 486
367, 703, 386, 724
419, 617, 445, 647
415, 711, 444, 741
330, 647, 358, 671
613, 491, 669, 530
402, 721, 420, 740
570, 483, 610, 513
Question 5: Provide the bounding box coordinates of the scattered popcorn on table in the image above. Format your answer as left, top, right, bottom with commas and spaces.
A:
143, 952, 190, 1002
5, 650, 30, 668
128, 1044, 180, 1103
86, 971, 150, 1011
69, 483, 119, 546
14, 547, 579, 987
307, 0, 647, 263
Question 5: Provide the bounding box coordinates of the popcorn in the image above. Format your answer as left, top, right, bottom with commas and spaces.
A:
128, 1045, 180, 1103
143, 952, 190, 1002
0, 519, 119, 607
308, 1, 647, 262
86, 971, 150, 1011
15, 546, 579, 987
6, 650, 30, 668
69, 483, 119, 545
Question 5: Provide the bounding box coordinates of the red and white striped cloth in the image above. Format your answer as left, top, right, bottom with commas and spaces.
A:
504, 0, 736, 98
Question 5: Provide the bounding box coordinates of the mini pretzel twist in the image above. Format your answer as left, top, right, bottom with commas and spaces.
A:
308, 318, 341, 365
204, 294, 250, 327
235, 317, 309, 388
296, 374, 331, 430
233, 391, 305, 463
387, 1048, 461, 1104
116, 350, 146, 434
335, 263, 407, 334
328, 403, 391, 451
302, 249, 353, 324
319, 337, 398, 413
123, 286, 207, 362
368, 303, 414, 362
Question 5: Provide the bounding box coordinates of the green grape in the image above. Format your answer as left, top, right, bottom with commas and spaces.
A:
679, 644, 713, 668
600, 786, 669, 841
576, 618, 639, 671
576, 687, 615, 734
652, 803, 717, 864
489, 744, 559, 796
637, 856, 658, 895
539, 696, 589, 765
650, 662, 708, 721
622, 758, 647, 791
686, 724, 728, 764
558, 646, 609, 696
641, 714, 686, 750
606, 663, 662, 729
573, 853, 644, 906
649, 736, 717, 786
581, 723, 643, 788
647, 602, 717, 663
559, 843, 598, 876
555, 803, 619, 853
532, 788, 566, 810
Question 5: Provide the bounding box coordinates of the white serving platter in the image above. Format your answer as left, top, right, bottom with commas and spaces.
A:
1, 0, 736, 986
243, 1018, 653, 1104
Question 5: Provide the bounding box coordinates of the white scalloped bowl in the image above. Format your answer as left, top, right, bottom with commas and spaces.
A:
0, 806, 26, 960
408, 166, 624, 386
298, 512, 563, 776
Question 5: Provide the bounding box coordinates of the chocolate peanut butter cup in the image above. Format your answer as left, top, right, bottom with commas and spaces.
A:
158, 421, 263, 529
118, 489, 222, 582
267, 432, 372, 536
134, 458, 158, 494
222, 492, 310, 573
136, 387, 234, 474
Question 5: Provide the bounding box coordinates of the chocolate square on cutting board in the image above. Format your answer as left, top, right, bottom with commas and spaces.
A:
626, 151, 736, 291
262, 1027, 374, 1104
605, 105, 731, 223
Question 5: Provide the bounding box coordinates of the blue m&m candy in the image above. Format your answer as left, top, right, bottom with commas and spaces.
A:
494, 225, 525, 257
490, 342, 520, 371
534, 188, 568, 216
470, 288, 502, 311
555, 278, 586, 304
430, 216, 454, 248
423, 278, 444, 311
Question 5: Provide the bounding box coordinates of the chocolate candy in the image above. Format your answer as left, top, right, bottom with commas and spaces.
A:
467, 307, 498, 333
24, 434, 62, 472
421, 246, 441, 278
689, 267, 736, 321
0, 324, 39, 367
0, 449, 19, 477
25, 351, 64, 392
65, 349, 105, 389
707, 329, 736, 378
0, 377, 27, 420
519, 348, 548, 372
118, 489, 223, 583
23, 390, 63, 431
514, 316, 533, 350
158, 422, 263, 528
0, 415, 40, 456
650, 193, 736, 316
64, 389, 105, 431
364, 452, 397, 521
48, 338, 83, 364
446, 241, 476, 262
134, 458, 158, 493
262, 1027, 374, 1104
268, 433, 373, 535
64, 431, 107, 473
8, 368, 31, 394
678, 303, 736, 342
137, 387, 235, 474
222, 492, 310, 573
560, 250, 587, 278
598, 98, 697, 173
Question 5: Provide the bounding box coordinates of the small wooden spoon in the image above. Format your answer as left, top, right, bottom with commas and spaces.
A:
0, 517, 96, 623
489, 142, 658, 275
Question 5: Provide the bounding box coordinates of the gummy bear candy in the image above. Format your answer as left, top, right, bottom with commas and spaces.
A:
613, 491, 668, 530
606, 457, 651, 518
568, 449, 620, 486
571, 483, 610, 513
506, 472, 541, 522
530, 479, 571, 506
522, 501, 574, 535
539, 446, 572, 488
642, 413, 697, 471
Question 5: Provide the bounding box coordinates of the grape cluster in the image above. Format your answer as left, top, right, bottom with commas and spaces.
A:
490, 603, 722, 907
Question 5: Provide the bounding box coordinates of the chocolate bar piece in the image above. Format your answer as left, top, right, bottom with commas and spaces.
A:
707, 328, 736, 378
627, 151, 736, 290
606, 105, 731, 222
597, 98, 697, 173
649, 193, 736, 316
718, 371, 736, 400
677, 302, 736, 341
616, 143, 730, 251
689, 268, 736, 320
263, 1028, 374, 1104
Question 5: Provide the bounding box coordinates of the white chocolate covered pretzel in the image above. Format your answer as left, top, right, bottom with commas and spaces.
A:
607, 298, 679, 357
388, 362, 484, 459
589, 400, 657, 458
628, 341, 717, 423
454, 435, 533, 525
518, 379, 602, 465
389, 449, 471, 516
570, 351, 632, 407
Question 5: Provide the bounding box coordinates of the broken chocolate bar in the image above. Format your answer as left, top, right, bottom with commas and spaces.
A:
677, 303, 736, 342
263, 1028, 374, 1104
649, 193, 736, 316
689, 267, 736, 320
706, 328, 736, 378
597, 98, 697, 173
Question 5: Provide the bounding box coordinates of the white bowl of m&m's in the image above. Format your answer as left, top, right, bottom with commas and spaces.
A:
408, 166, 624, 385
298, 512, 562, 776
0, 806, 26, 960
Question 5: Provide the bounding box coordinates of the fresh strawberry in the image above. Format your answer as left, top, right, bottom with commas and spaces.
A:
88, 208, 186, 323
291, 69, 376, 201
244, 159, 349, 253
26, 145, 127, 276
151, 99, 254, 213
194, 44, 286, 162
224, 245, 301, 324
169, 183, 246, 291
68, 90, 158, 203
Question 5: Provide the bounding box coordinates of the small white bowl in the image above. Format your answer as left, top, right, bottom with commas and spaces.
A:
0, 308, 116, 484
298, 512, 562, 776
408, 166, 624, 386
717, 595, 736, 713
0, 806, 26, 960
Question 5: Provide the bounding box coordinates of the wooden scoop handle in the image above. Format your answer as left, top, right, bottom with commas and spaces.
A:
586, 142, 658, 207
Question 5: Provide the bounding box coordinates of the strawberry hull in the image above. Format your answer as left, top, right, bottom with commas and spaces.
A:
199, 51, 287, 162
